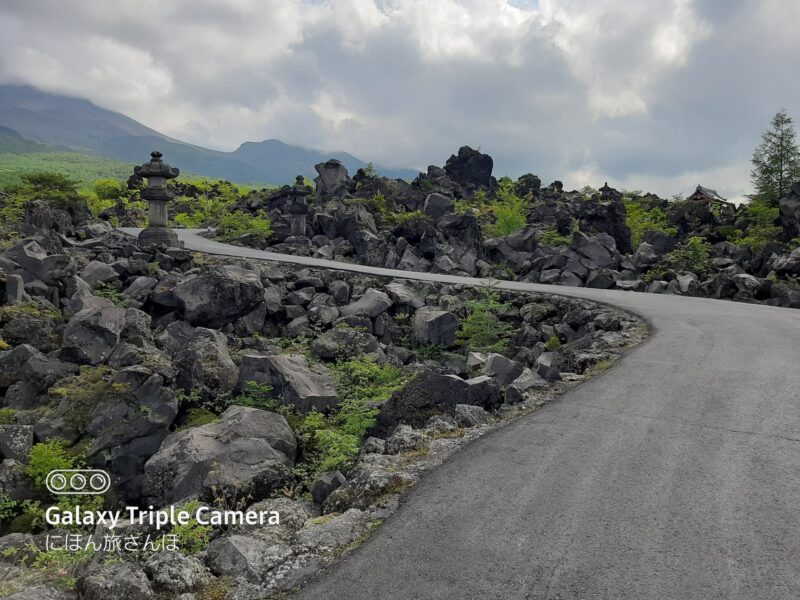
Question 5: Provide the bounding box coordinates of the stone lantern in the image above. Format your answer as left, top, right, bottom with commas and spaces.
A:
135, 151, 181, 247
285, 175, 313, 236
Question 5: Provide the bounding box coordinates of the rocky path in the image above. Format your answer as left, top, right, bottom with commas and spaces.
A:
125, 228, 800, 600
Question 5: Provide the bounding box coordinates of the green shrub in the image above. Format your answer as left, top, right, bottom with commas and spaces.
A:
539, 228, 572, 246
486, 179, 527, 237
662, 236, 711, 275
49, 366, 129, 436
623, 198, 678, 246
171, 499, 213, 555
93, 178, 124, 201
348, 193, 388, 217
26, 441, 75, 488
386, 210, 432, 226
0, 338, 9, 351
231, 381, 277, 411
288, 358, 409, 482
91, 282, 124, 305
457, 289, 515, 353
545, 335, 562, 350
185, 408, 220, 428
329, 358, 408, 406
0, 408, 16, 424
216, 210, 272, 241
734, 198, 781, 251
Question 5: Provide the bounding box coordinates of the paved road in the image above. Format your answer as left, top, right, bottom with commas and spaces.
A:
128, 229, 800, 599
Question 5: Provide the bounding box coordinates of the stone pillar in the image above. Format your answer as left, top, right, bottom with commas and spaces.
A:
135, 151, 182, 248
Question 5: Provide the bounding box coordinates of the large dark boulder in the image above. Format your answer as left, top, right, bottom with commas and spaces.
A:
371, 369, 500, 436
314, 159, 352, 201
443, 146, 494, 190
236, 353, 339, 413
779, 182, 800, 238
61, 305, 127, 365
143, 405, 296, 505
172, 265, 264, 327
174, 328, 238, 399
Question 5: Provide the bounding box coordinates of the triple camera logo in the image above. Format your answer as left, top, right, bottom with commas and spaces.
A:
45, 470, 111, 495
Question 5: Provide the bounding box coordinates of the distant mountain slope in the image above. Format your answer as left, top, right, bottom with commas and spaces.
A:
0, 125, 64, 153
0, 85, 417, 184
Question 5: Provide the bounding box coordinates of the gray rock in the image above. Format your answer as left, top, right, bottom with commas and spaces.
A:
143, 406, 296, 505
0, 344, 78, 390
454, 403, 491, 427
206, 534, 292, 584
423, 414, 460, 434
328, 280, 351, 304
0, 425, 33, 462
413, 307, 458, 347
361, 436, 386, 454
384, 282, 425, 309
505, 368, 548, 403
314, 159, 351, 201
80, 260, 119, 285
5, 585, 76, 600
310, 326, 379, 361
61, 305, 126, 365
5, 274, 28, 304
423, 193, 454, 218
339, 288, 393, 318
296, 508, 370, 553
78, 563, 154, 600
311, 470, 346, 505
238, 353, 338, 413
174, 328, 238, 399
386, 424, 427, 454
124, 276, 158, 301
5, 239, 71, 285
144, 551, 209, 593
173, 265, 264, 326
480, 353, 524, 386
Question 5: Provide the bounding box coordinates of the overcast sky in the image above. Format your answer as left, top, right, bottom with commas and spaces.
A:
1, 0, 798, 200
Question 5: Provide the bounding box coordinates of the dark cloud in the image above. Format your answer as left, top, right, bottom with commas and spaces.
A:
0, 0, 797, 199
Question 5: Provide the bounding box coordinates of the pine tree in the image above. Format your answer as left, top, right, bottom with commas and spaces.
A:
751, 109, 800, 205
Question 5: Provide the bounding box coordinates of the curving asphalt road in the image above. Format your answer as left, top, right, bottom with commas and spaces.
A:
126, 229, 800, 599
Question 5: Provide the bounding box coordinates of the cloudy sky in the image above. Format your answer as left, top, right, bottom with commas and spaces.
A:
0, 0, 798, 200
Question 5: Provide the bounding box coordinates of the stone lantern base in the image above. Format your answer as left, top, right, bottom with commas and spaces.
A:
138, 226, 182, 248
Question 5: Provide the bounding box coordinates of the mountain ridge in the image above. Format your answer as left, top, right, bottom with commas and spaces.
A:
0, 85, 417, 184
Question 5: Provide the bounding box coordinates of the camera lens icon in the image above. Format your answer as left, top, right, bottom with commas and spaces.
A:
46, 470, 110, 495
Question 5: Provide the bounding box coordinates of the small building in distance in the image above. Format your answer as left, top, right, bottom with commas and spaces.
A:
687, 185, 731, 207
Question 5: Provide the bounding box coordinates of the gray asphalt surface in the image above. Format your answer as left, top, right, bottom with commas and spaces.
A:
126, 228, 800, 599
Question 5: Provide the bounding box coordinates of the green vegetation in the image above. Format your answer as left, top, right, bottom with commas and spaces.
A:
486, 178, 527, 237
539, 228, 572, 247
386, 210, 431, 226
0, 337, 10, 351
49, 366, 129, 436
457, 289, 515, 353
545, 335, 562, 350
26, 440, 75, 488
184, 408, 220, 428
731, 197, 781, 251
287, 358, 409, 483
215, 210, 272, 241
0, 151, 134, 190
171, 499, 213, 555
0, 408, 16, 423
348, 192, 388, 218
624, 197, 678, 246
751, 109, 800, 206
92, 282, 125, 305
645, 237, 712, 282
232, 381, 277, 411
